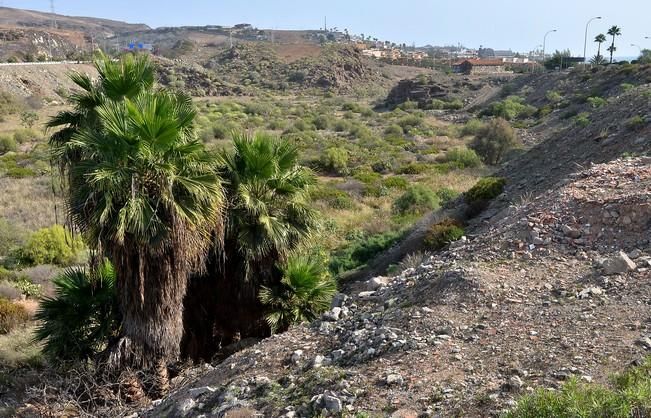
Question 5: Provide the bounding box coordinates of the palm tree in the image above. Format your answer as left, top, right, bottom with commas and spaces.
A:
183, 132, 317, 361
34, 260, 119, 360
52, 84, 224, 394
607, 26, 622, 63
594, 33, 607, 61
259, 256, 336, 333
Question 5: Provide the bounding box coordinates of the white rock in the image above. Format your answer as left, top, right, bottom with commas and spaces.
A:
290, 350, 303, 363
602, 251, 637, 275
366, 276, 390, 291
386, 373, 404, 386
188, 386, 217, 398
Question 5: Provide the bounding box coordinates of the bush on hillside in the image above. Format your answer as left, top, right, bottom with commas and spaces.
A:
424, 219, 465, 250
443, 147, 482, 168
321, 147, 349, 175
626, 115, 647, 131
19, 225, 85, 266
310, 185, 355, 210
329, 230, 403, 274
460, 119, 484, 136
470, 118, 518, 165
482, 96, 537, 120
0, 134, 17, 154
435, 187, 459, 204
505, 357, 651, 418
384, 124, 404, 137
393, 185, 440, 216
464, 176, 506, 217
0, 297, 29, 334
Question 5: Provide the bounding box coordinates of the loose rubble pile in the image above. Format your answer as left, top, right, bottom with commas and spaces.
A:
145, 157, 651, 417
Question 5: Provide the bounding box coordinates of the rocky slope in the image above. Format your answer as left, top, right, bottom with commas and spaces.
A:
137, 70, 651, 417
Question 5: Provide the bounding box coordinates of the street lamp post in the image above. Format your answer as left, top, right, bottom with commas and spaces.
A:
542, 29, 557, 64
583, 16, 602, 62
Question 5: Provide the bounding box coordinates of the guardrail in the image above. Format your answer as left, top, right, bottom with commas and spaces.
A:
0, 60, 91, 67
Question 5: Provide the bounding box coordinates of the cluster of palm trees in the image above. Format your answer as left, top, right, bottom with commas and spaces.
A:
592, 25, 622, 64
45, 53, 332, 396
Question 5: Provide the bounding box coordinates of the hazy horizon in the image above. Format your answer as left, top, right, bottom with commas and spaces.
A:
4, 0, 650, 57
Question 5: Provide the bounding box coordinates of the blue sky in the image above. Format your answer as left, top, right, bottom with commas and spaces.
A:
5, 0, 650, 57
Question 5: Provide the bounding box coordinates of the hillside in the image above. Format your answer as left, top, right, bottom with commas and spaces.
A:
0, 7, 149, 36
137, 66, 650, 417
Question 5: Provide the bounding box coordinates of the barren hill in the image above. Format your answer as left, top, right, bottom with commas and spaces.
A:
0, 6, 149, 36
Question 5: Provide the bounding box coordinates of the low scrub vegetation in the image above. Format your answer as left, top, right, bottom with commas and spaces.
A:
481, 96, 537, 121
465, 176, 506, 216
470, 118, 519, 165
424, 218, 465, 250
0, 297, 29, 334
506, 357, 651, 418
393, 185, 440, 216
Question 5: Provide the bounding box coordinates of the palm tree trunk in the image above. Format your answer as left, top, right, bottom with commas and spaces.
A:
597, 43, 601, 58
108, 239, 193, 394
610, 38, 615, 63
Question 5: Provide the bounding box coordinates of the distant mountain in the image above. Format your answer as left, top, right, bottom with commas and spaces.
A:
0, 6, 150, 37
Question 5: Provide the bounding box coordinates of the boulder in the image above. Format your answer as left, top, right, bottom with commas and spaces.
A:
602, 251, 637, 275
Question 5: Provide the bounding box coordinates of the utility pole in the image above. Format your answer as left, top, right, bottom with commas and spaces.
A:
50, 0, 57, 29
324, 16, 327, 32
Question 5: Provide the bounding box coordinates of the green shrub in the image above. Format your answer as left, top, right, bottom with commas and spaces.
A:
0, 297, 29, 334
537, 105, 553, 117
586, 96, 607, 108
393, 184, 440, 216
321, 147, 349, 175
574, 112, 591, 127
397, 100, 419, 111
259, 256, 337, 333
34, 261, 119, 360
460, 119, 484, 136
435, 187, 459, 204
14, 276, 41, 298
383, 176, 408, 190
505, 357, 651, 418
5, 166, 36, 178
13, 128, 41, 144
620, 83, 634, 92
384, 124, 404, 137
329, 230, 403, 274
310, 186, 355, 210
465, 177, 506, 203
483, 96, 537, 120
333, 120, 352, 132
424, 219, 464, 250
20, 111, 39, 128
353, 170, 381, 184
19, 225, 85, 266
546, 91, 562, 103
443, 147, 482, 168
0, 134, 17, 154
398, 162, 431, 175
470, 118, 518, 165
313, 115, 332, 130
397, 114, 423, 130
465, 176, 506, 216
626, 115, 647, 131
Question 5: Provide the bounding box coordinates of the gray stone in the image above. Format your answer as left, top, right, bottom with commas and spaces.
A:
358, 291, 377, 299
290, 350, 303, 364
322, 393, 342, 413
561, 225, 582, 239
628, 249, 642, 259
322, 307, 342, 322
386, 373, 404, 386
636, 336, 651, 350
602, 251, 637, 275
331, 293, 348, 308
